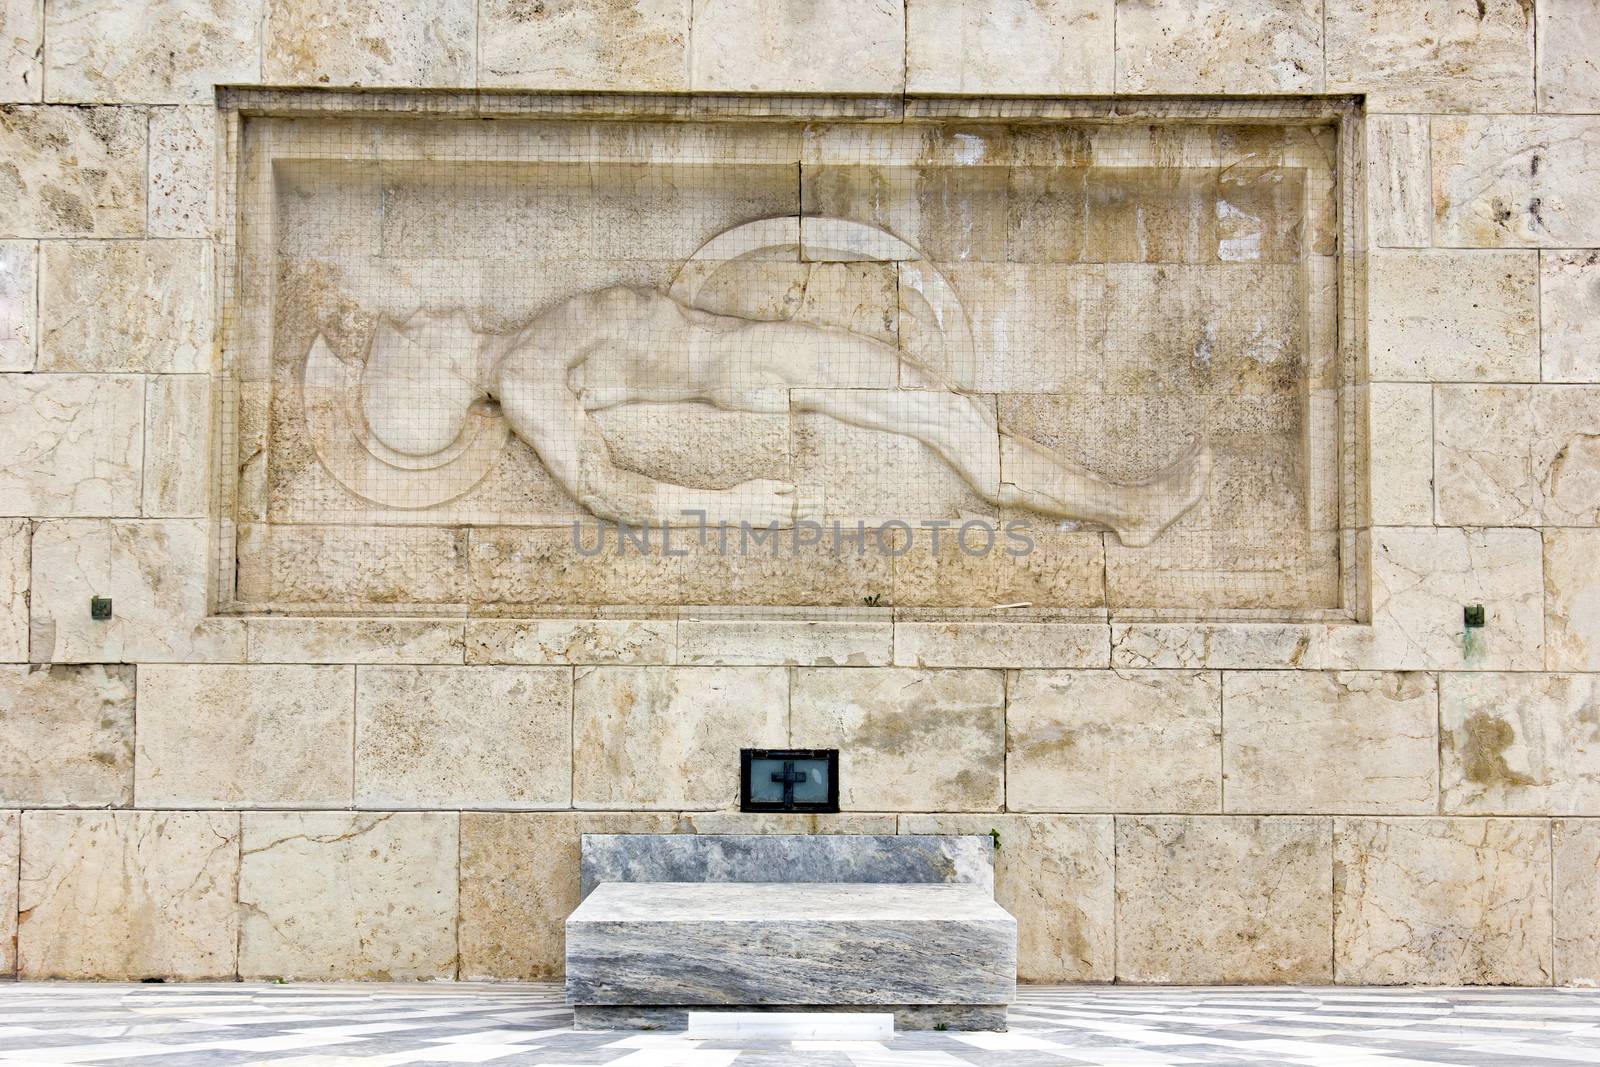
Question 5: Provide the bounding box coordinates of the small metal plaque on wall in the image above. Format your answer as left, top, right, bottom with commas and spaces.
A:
741, 749, 839, 813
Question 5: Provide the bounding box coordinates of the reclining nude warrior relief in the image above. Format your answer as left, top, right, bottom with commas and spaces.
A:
312, 217, 1213, 548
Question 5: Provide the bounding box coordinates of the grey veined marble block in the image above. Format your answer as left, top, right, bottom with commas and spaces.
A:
578, 833, 995, 898
565, 881, 1016, 1026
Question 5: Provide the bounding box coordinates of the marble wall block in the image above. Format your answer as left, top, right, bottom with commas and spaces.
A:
791, 667, 1005, 811
148, 106, 216, 238
891, 528, 1106, 611
45, 0, 258, 103
30, 519, 245, 663
1113, 0, 1322, 93
143, 375, 209, 517
1223, 672, 1438, 815
0, 664, 133, 806
1435, 385, 1600, 526
572, 666, 787, 809
1441, 672, 1600, 815
1369, 384, 1434, 525
1006, 670, 1221, 814
1554, 818, 1600, 985
39, 240, 214, 372
0, 519, 24, 662
901, 814, 1113, 982
18, 811, 239, 979
689, 0, 905, 92
0, 240, 35, 368
262, 0, 475, 87
1115, 816, 1333, 984
467, 619, 673, 665
675, 812, 900, 835
1325, 0, 1533, 112
356, 666, 571, 808
678, 619, 892, 666
0, 374, 143, 516
1333, 817, 1552, 984
458, 810, 680, 980
906, 0, 1113, 94
248, 617, 466, 664
893, 622, 1110, 670
1434, 116, 1600, 247
478, 0, 689, 91
0, 811, 13, 973
1545, 529, 1600, 672
1367, 251, 1538, 382
1323, 527, 1545, 671
1111, 623, 1317, 670
1541, 251, 1600, 383
1537, 0, 1600, 113
1, 0, 41, 101
239, 812, 457, 981
0, 106, 145, 236
246, 524, 469, 608
135, 665, 353, 808
1367, 115, 1431, 248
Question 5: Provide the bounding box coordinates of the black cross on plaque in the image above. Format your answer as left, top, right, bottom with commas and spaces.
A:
770, 761, 808, 806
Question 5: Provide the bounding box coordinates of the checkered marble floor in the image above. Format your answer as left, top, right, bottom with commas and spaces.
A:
0, 983, 1597, 1066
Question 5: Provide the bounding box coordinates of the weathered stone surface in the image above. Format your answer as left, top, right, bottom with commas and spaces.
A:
901, 814, 1112, 982
467, 618, 673, 665
1434, 116, 1600, 247
1369, 383, 1434, 525
238, 812, 457, 980
460, 810, 679, 979
1546, 529, 1600, 672
1333, 817, 1552, 984
1326, 0, 1533, 111
135, 665, 353, 808
0, 519, 24, 662
262, 0, 475, 87
244, 524, 469, 608
0, 239, 35, 368
0, 375, 142, 516
1554, 818, 1600, 985
149, 106, 216, 238
675, 812, 899, 835
566, 881, 1015, 1009
892, 528, 1106, 611
907, 0, 1112, 94
143, 375, 209, 517
1536, 0, 1600, 113
1436, 385, 1600, 526
1224, 672, 1438, 815
18, 810, 239, 979
1541, 251, 1600, 384
1111, 623, 1316, 670
0, 664, 132, 806
40, 240, 214, 372
0, 810, 12, 971
894, 622, 1110, 669
1367, 115, 1430, 248
1114, 0, 1322, 93
791, 667, 1004, 811
1, 0, 41, 101
1441, 673, 1600, 815
579, 834, 994, 897
30, 519, 245, 663
355, 666, 571, 808
1007, 670, 1221, 814
1116, 816, 1333, 983
248, 617, 466, 664
678, 619, 891, 666
44, 0, 259, 103
479, 0, 688, 91
572, 666, 787, 809
1367, 251, 1538, 382
0, 106, 144, 237
689, 0, 904, 92
1320, 527, 1545, 671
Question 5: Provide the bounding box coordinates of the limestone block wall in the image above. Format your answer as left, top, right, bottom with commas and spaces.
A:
0, 0, 1597, 987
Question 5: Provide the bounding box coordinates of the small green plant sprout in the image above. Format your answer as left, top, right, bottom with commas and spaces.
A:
989, 828, 1001, 850
861, 592, 883, 607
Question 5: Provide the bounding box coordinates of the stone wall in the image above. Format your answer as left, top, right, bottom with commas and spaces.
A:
1, 0, 1598, 987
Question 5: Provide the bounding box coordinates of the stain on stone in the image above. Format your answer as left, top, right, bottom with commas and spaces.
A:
1459, 712, 1534, 787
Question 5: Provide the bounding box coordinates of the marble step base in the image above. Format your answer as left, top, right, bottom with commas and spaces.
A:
575, 1004, 1008, 1032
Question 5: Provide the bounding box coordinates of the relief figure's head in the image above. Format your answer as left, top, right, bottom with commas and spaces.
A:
360, 311, 495, 457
